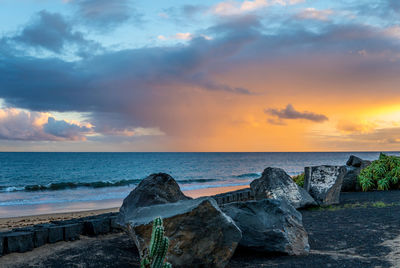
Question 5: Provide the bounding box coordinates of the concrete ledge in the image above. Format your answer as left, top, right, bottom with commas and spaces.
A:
63, 223, 82, 241
84, 218, 110, 236
4, 231, 34, 253
212, 188, 254, 205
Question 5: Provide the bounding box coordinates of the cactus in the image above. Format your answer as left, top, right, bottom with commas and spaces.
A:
140, 217, 172, 268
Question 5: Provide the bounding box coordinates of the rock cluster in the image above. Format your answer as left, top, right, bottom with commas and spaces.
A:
118, 172, 311, 268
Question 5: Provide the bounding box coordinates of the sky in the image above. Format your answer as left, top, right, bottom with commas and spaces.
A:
0, 0, 400, 152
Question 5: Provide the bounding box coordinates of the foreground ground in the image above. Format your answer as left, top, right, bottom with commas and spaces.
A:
1, 191, 400, 268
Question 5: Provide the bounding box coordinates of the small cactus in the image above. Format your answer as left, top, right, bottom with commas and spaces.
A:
140, 217, 172, 268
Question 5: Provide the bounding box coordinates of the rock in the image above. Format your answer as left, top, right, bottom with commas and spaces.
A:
63, 223, 82, 241
346, 155, 371, 168
341, 156, 372, 192
48, 224, 64, 243
304, 165, 346, 205
0, 235, 4, 256
117, 173, 191, 226
222, 199, 309, 255
126, 197, 242, 268
5, 231, 34, 253
250, 167, 316, 209
84, 218, 110, 236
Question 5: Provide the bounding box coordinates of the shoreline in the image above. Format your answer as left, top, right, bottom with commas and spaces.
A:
0, 184, 249, 231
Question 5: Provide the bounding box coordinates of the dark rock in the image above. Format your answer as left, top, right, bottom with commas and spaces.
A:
250, 167, 316, 209
5, 231, 34, 253
48, 225, 64, 243
222, 199, 309, 255
84, 218, 110, 236
342, 156, 372, 192
304, 165, 346, 205
346, 155, 371, 168
126, 197, 242, 268
117, 173, 191, 226
63, 223, 82, 241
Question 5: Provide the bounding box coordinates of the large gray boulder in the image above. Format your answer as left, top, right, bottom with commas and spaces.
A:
250, 167, 316, 209
304, 165, 346, 205
222, 199, 309, 255
126, 197, 242, 268
341, 155, 372, 192
117, 173, 191, 225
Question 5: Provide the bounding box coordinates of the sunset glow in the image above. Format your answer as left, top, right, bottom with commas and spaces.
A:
0, 0, 399, 151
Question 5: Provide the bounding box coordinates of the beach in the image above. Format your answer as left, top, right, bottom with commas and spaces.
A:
0, 184, 248, 231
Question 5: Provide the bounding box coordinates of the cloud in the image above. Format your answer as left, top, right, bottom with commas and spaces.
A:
297, 8, 333, 21
12, 10, 98, 54
211, 0, 304, 16
2, 13, 400, 143
0, 108, 165, 141
265, 104, 329, 123
0, 108, 91, 141
158, 32, 194, 41
68, 0, 140, 29
336, 120, 377, 134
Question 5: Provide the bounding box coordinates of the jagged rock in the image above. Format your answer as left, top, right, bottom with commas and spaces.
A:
117, 173, 191, 226
346, 155, 371, 168
222, 199, 309, 255
342, 155, 372, 192
304, 165, 346, 205
126, 197, 242, 268
250, 167, 316, 209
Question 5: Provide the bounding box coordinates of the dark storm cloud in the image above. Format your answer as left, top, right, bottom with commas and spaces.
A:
2, 14, 400, 135
265, 104, 329, 123
12, 10, 99, 54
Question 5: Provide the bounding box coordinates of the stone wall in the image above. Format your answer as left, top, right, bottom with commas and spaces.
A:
0, 212, 122, 257
212, 188, 254, 205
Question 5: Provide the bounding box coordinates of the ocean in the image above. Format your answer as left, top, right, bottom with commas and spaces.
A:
0, 152, 396, 217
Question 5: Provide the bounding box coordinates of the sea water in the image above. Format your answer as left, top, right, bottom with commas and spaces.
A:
0, 152, 395, 217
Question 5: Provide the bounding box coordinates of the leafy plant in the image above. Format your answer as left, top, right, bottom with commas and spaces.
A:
141, 217, 172, 268
358, 153, 400, 191
292, 173, 305, 187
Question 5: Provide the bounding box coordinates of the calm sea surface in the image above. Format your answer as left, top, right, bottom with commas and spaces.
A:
0, 152, 397, 217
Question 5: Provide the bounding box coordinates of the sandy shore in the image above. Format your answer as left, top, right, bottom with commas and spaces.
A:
0, 185, 248, 231
0, 207, 119, 232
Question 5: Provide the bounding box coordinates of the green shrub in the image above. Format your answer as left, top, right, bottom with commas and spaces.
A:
358, 153, 400, 191
292, 173, 305, 187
